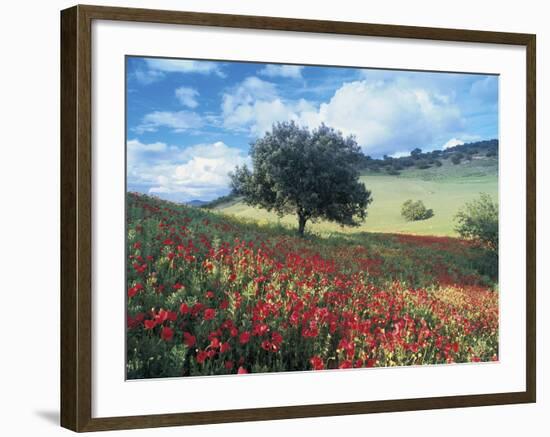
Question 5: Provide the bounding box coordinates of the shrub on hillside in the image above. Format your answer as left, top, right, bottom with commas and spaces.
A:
454, 193, 498, 252
415, 159, 431, 169
401, 200, 434, 221
451, 154, 462, 165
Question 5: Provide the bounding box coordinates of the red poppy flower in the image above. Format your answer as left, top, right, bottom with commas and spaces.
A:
144, 319, 156, 330
310, 356, 324, 370
237, 366, 248, 374
224, 360, 234, 370
339, 360, 353, 369
173, 283, 184, 290
180, 303, 189, 315
271, 331, 283, 346
183, 332, 196, 347
204, 308, 216, 321
196, 350, 208, 364
160, 326, 174, 342
239, 331, 251, 344
220, 342, 231, 353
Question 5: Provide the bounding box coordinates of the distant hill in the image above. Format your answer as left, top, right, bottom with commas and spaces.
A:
186, 199, 208, 207
358, 139, 498, 177
203, 139, 498, 209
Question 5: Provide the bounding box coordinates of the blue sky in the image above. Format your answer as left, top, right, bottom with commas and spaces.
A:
126, 56, 498, 202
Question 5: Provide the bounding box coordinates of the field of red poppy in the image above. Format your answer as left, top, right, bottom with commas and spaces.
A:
126, 192, 498, 379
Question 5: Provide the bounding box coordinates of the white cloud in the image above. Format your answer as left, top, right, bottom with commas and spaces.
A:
221, 77, 316, 135
134, 69, 165, 85
298, 81, 464, 156
175, 87, 199, 108
135, 110, 203, 133
259, 65, 304, 79
443, 138, 465, 149
127, 140, 250, 201
127, 139, 167, 153
220, 77, 465, 155
390, 151, 410, 158
144, 58, 225, 77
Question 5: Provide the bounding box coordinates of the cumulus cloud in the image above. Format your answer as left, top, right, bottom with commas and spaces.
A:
133, 58, 225, 84
134, 110, 203, 133
221, 76, 315, 135
175, 87, 200, 108
144, 58, 225, 77
220, 77, 465, 156
127, 139, 167, 153
259, 64, 304, 79
127, 140, 250, 201
298, 81, 465, 156
443, 138, 465, 149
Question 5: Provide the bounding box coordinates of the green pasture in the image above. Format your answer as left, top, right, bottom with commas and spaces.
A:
212, 171, 498, 237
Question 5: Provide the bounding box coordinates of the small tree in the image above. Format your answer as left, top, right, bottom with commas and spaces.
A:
230, 122, 373, 236
451, 154, 462, 165
454, 193, 498, 251
401, 200, 434, 221
410, 148, 422, 159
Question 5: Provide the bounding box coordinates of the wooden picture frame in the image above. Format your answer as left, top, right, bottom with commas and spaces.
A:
60, 4, 536, 432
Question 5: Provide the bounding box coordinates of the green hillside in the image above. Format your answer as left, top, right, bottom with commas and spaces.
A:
209, 156, 497, 237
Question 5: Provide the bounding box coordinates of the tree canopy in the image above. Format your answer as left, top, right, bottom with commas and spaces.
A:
230, 121, 372, 235
454, 193, 498, 252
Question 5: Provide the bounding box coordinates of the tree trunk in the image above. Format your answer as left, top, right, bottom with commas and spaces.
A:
297, 214, 307, 236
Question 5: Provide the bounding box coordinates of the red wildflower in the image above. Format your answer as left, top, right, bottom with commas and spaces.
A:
339, 360, 353, 369
237, 366, 248, 374
239, 331, 251, 344
196, 350, 208, 364
204, 308, 216, 321
160, 326, 174, 342
310, 356, 324, 370
183, 332, 196, 347
144, 319, 156, 330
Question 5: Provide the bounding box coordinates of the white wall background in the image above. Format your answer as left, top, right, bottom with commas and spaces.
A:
0, 0, 546, 436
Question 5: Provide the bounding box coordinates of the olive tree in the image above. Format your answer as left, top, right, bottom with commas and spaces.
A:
230, 122, 372, 236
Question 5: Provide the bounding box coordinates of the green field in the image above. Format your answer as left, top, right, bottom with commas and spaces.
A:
212, 163, 497, 237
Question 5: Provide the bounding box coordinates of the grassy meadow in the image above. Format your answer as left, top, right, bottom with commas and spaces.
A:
212, 159, 497, 237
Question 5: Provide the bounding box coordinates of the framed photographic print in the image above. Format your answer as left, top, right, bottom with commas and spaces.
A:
60, 4, 536, 432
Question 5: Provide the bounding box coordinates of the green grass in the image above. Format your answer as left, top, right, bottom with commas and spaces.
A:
211, 163, 497, 237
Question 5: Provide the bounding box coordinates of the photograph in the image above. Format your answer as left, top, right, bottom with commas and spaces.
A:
125, 56, 500, 379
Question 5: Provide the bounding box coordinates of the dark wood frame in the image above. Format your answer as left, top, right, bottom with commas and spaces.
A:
61, 4, 536, 432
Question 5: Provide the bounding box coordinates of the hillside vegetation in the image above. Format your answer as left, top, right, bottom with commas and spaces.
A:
126, 193, 498, 378
204, 139, 498, 237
